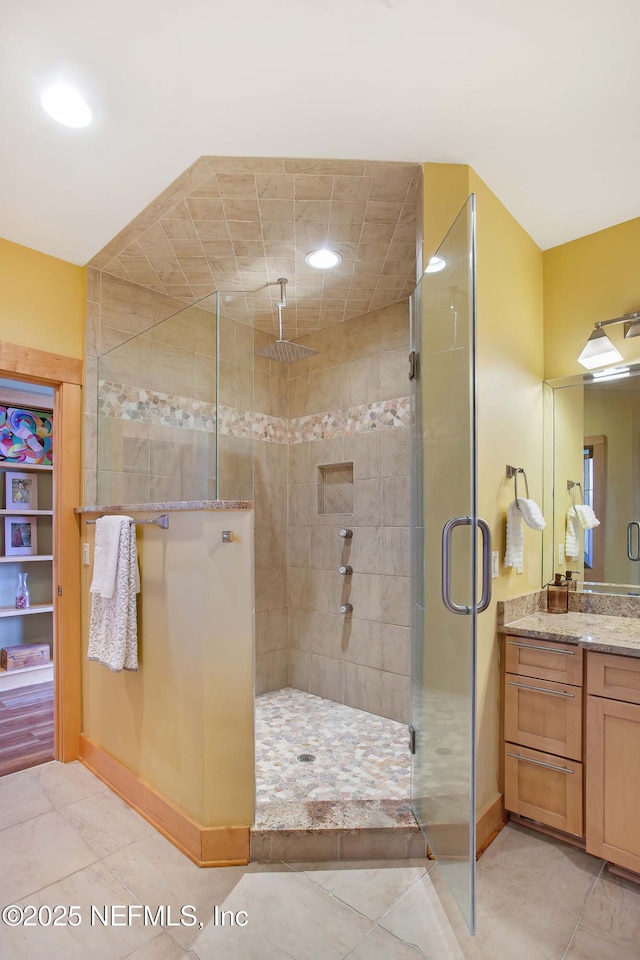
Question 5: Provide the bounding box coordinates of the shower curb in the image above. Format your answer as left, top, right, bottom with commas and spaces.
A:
251, 799, 425, 862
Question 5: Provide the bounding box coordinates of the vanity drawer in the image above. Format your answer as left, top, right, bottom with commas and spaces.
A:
504, 743, 583, 837
587, 652, 640, 705
504, 673, 583, 760
505, 635, 583, 686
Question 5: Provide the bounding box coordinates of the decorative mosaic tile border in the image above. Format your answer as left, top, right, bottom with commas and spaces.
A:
98, 380, 410, 445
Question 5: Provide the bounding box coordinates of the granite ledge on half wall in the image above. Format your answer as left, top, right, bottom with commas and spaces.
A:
75, 500, 253, 514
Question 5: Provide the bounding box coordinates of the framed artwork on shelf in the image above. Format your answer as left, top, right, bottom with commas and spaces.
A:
5, 472, 38, 511
0, 407, 53, 465
4, 516, 38, 556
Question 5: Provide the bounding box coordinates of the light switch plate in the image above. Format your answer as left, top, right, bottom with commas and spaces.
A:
558, 543, 565, 565
491, 551, 499, 579
82, 542, 90, 566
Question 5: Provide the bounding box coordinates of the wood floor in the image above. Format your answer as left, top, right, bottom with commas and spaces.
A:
0, 681, 54, 777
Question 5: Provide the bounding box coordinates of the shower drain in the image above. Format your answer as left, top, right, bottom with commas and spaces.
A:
297, 753, 316, 763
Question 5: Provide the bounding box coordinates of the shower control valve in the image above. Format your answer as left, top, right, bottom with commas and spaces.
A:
339, 603, 353, 615
339, 565, 353, 576
339, 528, 353, 539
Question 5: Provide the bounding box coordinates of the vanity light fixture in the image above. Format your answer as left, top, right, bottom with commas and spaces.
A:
305, 249, 342, 269
425, 256, 446, 274
41, 81, 92, 128
590, 366, 630, 383
577, 311, 640, 370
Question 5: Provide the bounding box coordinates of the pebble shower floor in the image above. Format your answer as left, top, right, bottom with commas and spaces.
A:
255, 687, 411, 803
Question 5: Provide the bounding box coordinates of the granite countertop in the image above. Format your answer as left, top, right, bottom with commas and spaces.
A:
75, 500, 253, 514
499, 611, 640, 659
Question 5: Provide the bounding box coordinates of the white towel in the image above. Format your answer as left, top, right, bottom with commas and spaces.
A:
504, 498, 546, 568
518, 498, 546, 531
575, 504, 600, 530
504, 500, 524, 568
90, 516, 127, 599
565, 506, 580, 559
88, 516, 140, 672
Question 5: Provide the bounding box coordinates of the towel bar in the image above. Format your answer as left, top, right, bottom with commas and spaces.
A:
506, 464, 530, 505
86, 514, 169, 529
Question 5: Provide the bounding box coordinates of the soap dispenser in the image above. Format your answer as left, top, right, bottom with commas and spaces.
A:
547, 573, 569, 614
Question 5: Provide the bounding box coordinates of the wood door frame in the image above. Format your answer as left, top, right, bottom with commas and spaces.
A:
0, 340, 82, 761
583, 434, 606, 583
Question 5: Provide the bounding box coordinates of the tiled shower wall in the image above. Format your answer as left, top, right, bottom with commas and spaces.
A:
255, 300, 412, 724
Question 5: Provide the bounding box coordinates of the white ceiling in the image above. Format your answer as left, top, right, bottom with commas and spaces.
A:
2, 0, 640, 266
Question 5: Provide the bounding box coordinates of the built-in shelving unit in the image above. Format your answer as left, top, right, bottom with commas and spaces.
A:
0, 450, 54, 687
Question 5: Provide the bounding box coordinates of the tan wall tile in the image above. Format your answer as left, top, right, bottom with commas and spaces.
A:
344, 662, 382, 715
383, 527, 410, 577
382, 576, 410, 627
310, 654, 344, 703
380, 348, 409, 400
381, 624, 410, 676
343, 357, 380, 406
309, 367, 343, 413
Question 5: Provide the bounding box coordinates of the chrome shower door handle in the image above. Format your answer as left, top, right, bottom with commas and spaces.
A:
628, 521, 640, 561
477, 517, 492, 613
441, 516, 492, 615
441, 517, 472, 615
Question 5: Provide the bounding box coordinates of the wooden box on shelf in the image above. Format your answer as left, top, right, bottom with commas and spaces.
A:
1, 643, 50, 670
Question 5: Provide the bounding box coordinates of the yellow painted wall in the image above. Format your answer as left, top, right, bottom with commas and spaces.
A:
422, 164, 544, 814
81, 509, 255, 827
543, 216, 640, 380
0, 237, 85, 359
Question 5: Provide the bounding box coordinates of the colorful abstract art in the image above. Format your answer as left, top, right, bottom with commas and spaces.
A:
0, 408, 53, 464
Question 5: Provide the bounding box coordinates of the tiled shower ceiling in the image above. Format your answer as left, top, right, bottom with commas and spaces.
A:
92, 157, 421, 338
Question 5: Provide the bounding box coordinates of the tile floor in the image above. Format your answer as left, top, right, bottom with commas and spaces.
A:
1, 760, 639, 958
255, 688, 410, 803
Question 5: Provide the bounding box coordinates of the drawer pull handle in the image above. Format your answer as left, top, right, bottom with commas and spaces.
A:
506, 752, 574, 775
507, 680, 575, 698
507, 640, 575, 656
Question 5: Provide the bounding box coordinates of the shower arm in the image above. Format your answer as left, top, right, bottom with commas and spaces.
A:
277, 277, 287, 342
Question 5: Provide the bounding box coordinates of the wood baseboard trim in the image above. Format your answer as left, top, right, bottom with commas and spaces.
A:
79, 736, 249, 867
476, 794, 506, 856
508, 813, 586, 850
606, 863, 640, 886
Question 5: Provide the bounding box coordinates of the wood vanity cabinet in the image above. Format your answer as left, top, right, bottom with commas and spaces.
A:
503, 635, 584, 837
586, 652, 640, 873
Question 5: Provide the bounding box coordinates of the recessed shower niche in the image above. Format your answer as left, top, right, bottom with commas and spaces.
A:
317, 462, 354, 516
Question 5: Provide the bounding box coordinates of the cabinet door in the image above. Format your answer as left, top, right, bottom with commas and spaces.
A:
586, 696, 640, 872
588, 653, 640, 705
504, 673, 583, 760
504, 744, 583, 837
505, 635, 583, 686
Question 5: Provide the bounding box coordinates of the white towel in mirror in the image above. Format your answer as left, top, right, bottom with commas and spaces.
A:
565, 507, 580, 559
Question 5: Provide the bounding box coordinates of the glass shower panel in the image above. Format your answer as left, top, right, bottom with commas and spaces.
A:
97, 293, 219, 504
410, 196, 480, 933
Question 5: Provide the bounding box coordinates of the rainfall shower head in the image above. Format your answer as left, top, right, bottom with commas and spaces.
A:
254, 278, 319, 364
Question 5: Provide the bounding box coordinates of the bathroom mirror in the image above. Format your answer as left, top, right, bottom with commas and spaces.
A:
544, 362, 640, 594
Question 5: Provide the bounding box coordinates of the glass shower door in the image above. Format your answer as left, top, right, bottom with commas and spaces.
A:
410, 195, 490, 934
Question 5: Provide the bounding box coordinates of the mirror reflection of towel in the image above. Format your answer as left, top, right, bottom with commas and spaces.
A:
565, 507, 580, 559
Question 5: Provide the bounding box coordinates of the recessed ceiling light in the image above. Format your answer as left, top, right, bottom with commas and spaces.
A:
425, 256, 446, 274
41, 82, 92, 128
305, 249, 342, 270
